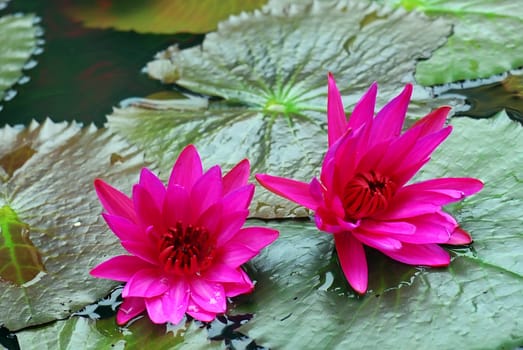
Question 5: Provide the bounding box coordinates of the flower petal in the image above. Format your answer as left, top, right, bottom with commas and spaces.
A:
133, 184, 163, 230
410, 106, 450, 135
90, 255, 155, 282
219, 243, 257, 268
358, 220, 416, 236
380, 243, 450, 266
255, 174, 318, 210
401, 177, 484, 203
233, 227, 279, 252
352, 232, 402, 251
327, 73, 348, 146
214, 210, 249, 247
163, 184, 190, 228
122, 269, 169, 298
102, 213, 144, 242
121, 239, 158, 265
203, 263, 245, 283
139, 168, 166, 210
223, 268, 254, 297
223, 159, 250, 194
162, 279, 190, 325
334, 233, 368, 294
447, 226, 472, 245
370, 83, 412, 144
168, 144, 203, 191
186, 302, 216, 322
116, 297, 146, 325
221, 184, 254, 213
94, 178, 135, 221
145, 296, 168, 324
190, 279, 226, 314
190, 165, 223, 222
347, 82, 377, 131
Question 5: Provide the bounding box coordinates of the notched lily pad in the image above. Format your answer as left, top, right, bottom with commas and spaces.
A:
0, 205, 45, 285
64, 0, 267, 34
386, 0, 523, 85
0, 13, 41, 105
109, 0, 451, 218
0, 119, 147, 331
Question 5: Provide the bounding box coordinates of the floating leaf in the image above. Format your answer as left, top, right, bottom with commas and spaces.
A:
109, 0, 451, 218
384, 0, 523, 85
0, 119, 147, 331
64, 0, 267, 34
0, 205, 45, 285
0, 13, 39, 103
16, 316, 221, 350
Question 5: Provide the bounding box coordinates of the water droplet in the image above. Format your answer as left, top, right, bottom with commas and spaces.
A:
23, 60, 38, 70
4, 89, 17, 101
18, 76, 30, 85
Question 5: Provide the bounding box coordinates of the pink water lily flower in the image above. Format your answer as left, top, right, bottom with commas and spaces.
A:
256, 74, 483, 294
91, 145, 278, 325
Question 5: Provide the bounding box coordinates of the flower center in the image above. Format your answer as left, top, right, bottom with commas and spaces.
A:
342, 171, 396, 220
158, 221, 216, 276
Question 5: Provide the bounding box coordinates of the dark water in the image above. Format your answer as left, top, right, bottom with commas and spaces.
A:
0, 1, 202, 128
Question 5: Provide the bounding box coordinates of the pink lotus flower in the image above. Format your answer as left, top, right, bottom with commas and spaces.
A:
256, 74, 483, 294
91, 145, 278, 325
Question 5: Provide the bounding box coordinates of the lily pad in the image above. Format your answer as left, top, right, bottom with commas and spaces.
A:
385, 0, 523, 85
109, 0, 452, 218
0, 13, 40, 103
64, 0, 267, 34
16, 316, 221, 350
226, 113, 523, 348
0, 119, 147, 331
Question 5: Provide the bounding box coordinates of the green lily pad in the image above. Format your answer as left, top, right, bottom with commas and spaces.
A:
0, 119, 147, 331
0, 13, 40, 103
109, 0, 452, 218
385, 0, 523, 85
16, 316, 221, 350
226, 113, 523, 348
64, 0, 267, 34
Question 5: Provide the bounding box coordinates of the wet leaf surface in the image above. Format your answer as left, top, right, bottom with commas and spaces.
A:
109, 0, 451, 218
0, 119, 147, 331
64, 0, 267, 34
384, 0, 523, 85
0, 206, 45, 285
0, 13, 39, 103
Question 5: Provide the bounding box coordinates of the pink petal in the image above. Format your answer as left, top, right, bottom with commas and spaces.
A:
168, 144, 203, 191
139, 168, 166, 210
122, 268, 169, 298
102, 213, 144, 242
327, 73, 348, 146
90, 255, 155, 281
94, 178, 135, 221
410, 106, 450, 135
163, 184, 190, 228
358, 220, 416, 235
352, 232, 402, 251
223, 159, 250, 194
197, 202, 224, 239
203, 263, 245, 283
190, 279, 226, 313
402, 177, 484, 202
347, 82, 377, 131
214, 210, 249, 247
447, 227, 472, 245
232, 227, 279, 252
380, 243, 450, 266
370, 83, 412, 145
222, 268, 254, 297
221, 184, 254, 213
309, 177, 325, 202
255, 174, 318, 210
190, 165, 223, 222
116, 297, 146, 325
219, 243, 257, 268
162, 279, 190, 325
145, 296, 168, 324
334, 233, 368, 294
133, 184, 163, 230
121, 239, 158, 265
186, 302, 216, 322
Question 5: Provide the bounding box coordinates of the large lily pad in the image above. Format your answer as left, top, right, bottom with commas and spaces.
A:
109, 0, 452, 218
64, 0, 267, 34
0, 13, 40, 103
226, 113, 523, 348
0, 119, 147, 331
384, 0, 523, 85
